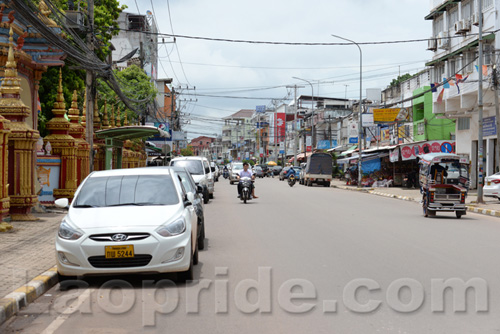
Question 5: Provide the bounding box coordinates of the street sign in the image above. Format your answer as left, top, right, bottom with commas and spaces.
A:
256, 105, 266, 113
373, 108, 409, 123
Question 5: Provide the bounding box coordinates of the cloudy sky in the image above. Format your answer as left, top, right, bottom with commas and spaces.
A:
119, 0, 433, 139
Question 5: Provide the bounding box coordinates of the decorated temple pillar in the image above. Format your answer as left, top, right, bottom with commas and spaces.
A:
44, 69, 77, 201
0, 115, 10, 222
0, 29, 40, 221
68, 90, 89, 185
122, 113, 133, 169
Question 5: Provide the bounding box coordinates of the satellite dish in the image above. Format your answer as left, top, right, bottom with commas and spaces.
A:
162, 144, 171, 154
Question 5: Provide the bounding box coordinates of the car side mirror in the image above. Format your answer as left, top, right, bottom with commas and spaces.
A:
55, 198, 69, 209
197, 185, 203, 194
205, 167, 210, 174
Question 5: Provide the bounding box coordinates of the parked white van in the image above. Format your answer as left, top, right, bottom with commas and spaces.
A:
170, 156, 214, 203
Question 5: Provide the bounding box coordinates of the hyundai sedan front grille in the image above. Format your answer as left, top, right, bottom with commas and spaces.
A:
89, 233, 150, 242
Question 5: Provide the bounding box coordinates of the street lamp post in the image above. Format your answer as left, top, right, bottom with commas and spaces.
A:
331, 34, 363, 188
292, 77, 315, 151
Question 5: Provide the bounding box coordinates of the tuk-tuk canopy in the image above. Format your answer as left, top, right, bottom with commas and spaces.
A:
419, 153, 468, 165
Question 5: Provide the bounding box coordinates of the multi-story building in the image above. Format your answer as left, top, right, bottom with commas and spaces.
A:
425, 0, 498, 188
189, 136, 216, 157
112, 11, 158, 79
221, 110, 255, 161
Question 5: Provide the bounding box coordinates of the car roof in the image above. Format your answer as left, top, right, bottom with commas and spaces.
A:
171, 156, 207, 161
87, 167, 175, 178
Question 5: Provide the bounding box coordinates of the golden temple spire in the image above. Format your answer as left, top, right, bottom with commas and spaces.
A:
93, 95, 101, 131
101, 99, 110, 129
110, 105, 115, 128
1, 27, 22, 99
123, 111, 129, 126
115, 104, 121, 127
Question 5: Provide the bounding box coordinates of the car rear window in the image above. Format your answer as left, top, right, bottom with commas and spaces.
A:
171, 160, 204, 175
74, 175, 179, 207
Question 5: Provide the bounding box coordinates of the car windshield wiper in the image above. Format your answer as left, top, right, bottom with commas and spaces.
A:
107, 202, 161, 207
73, 204, 99, 208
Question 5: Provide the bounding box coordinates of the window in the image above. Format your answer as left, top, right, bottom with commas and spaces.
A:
482, 0, 493, 10
462, 0, 472, 19
418, 122, 425, 136
433, 14, 444, 37
74, 175, 179, 207
448, 6, 459, 30
457, 117, 470, 130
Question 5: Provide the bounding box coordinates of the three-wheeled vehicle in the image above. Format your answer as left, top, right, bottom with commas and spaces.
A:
419, 153, 469, 218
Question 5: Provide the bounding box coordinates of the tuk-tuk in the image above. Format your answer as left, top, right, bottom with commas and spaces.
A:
418, 153, 469, 218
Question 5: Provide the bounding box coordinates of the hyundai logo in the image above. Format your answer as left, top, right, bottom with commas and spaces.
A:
111, 234, 128, 242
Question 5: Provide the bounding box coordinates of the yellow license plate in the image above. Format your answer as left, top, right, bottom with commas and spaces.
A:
105, 245, 134, 259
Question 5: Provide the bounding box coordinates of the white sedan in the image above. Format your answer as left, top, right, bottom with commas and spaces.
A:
55, 167, 201, 282
484, 172, 500, 200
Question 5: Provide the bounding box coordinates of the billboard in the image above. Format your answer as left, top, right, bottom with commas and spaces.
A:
275, 112, 286, 143
373, 108, 410, 123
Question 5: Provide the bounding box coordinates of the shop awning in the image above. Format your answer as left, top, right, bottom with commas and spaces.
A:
296, 152, 313, 160
339, 145, 358, 157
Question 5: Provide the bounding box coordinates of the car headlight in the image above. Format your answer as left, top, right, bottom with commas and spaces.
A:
156, 218, 186, 237
58, 220, 83, 240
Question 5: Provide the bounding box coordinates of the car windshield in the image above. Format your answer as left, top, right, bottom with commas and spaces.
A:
73, 175, 179, 208
170, 160, 204, 175
232, 164, 243, 171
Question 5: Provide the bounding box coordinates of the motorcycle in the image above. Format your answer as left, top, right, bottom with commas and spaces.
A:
239, 176, 253, 204
223, 169, 229, 179
288, 174, 296, 187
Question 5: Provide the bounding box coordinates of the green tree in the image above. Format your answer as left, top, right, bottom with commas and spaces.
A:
389, 73, 413, 88
38, 67, 85, 137
97, 65, 157, 124
38, 0, 126, 134
181, 146, 194, 156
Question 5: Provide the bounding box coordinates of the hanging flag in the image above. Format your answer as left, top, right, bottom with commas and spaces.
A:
443, 78, 450, 89
37, 96, 42, 114
475, 65, 479, 73
455, 74, 469, 95
455, 73, 463, 81
430, 83, 437, 93
483, 65, 488, 76
437, 88, 445, 103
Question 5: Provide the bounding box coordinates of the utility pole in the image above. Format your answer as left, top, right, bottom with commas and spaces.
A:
478, 0, 485, 203
85, 0, 95, 171
494, 55, 500, 173
286, 84, 304, 166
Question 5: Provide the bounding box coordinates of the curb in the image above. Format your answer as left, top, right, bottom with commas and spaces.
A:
0, 266, 58, 325
332, 185, 500, 218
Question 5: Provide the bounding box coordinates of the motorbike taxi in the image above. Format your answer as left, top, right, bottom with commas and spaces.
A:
419, 153, 469, 218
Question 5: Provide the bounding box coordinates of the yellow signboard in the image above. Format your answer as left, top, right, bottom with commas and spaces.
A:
373, 108, 409, 123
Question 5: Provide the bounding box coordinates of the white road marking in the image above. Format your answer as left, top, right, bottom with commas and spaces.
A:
40, 288, 93, 334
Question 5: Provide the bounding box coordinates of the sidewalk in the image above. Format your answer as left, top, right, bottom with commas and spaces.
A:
0, 211, 64, 324
330, 179, 500, 217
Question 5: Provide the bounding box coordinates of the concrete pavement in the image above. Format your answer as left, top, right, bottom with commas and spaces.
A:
0, 211, 64, 325
2, 181, 500, 326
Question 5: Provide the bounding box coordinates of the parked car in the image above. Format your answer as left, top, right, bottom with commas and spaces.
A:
54, 167, 203, 282
272, 165, 283, 175
170, 156, 214, 203
254, 165, 265, 178
210, 162, 219, 182
279, 167, 290, 181
229, 162, 243, 184
484, 172, 500, 200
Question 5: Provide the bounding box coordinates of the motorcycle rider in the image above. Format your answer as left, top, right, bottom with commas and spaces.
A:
223, 165, 229, 178
236, 162, 258, 198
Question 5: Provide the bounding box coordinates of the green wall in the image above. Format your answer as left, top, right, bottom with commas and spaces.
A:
412, 86, 455, 141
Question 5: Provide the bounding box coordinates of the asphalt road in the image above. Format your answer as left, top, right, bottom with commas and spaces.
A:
3, 176, 500, 333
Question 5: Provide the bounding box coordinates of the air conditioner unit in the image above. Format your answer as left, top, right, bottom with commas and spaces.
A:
427, 38, 437, 51
65, 10, 84, 31
472, 12, 482, 26
454, 20, 464, 34
437, 32, 449, 50
463, 19, 471, 32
